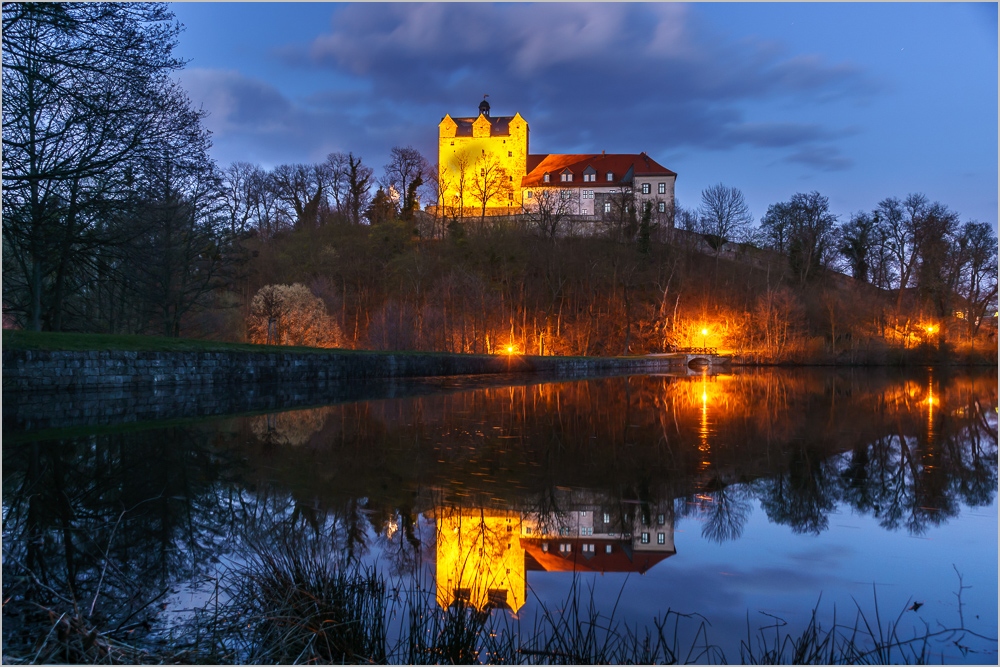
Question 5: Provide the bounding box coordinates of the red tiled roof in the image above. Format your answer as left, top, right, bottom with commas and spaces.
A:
522, 153, 676, 188
521, 538, 675, 574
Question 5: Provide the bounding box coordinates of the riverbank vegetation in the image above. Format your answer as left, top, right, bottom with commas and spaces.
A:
3, 4, 996, 364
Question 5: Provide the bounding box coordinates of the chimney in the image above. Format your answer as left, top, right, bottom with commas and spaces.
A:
601, 150, 605, 157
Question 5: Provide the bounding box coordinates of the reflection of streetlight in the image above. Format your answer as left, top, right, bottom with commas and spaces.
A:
701, 328, 708, 350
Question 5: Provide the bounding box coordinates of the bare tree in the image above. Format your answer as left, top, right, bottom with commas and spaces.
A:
523, 188, 574, 239
2, 2, 189, 330
382, 146, 427, 219
953, 221, 998, 341
271, 164, 327, 229
344, 153, 373, 225
469, 152, 512, 225
698, 183, 753, 251
221, 162, 263, 236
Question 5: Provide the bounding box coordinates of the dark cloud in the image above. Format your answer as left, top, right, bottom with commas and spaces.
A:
180, 4, 879, 173
285, 3, 875, 169
783, 146, 854, 172
178, 69, 437, 169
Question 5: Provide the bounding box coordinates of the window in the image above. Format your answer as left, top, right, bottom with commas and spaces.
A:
581, 512, 587, 516
603, 513, 610, 523
583, 544, 595, 553
525, 526, 532, 535
641, 183, 651, 194
581, 527, 593, 536
583, 173, 595, 182
450, 141, 454, 146
561, 172, 573, 182
657, 533, 665, 545
641, 515, 648, 526
658, 182, 666, 195
606, 172, 614, 181
641, 532, 650, 544
560, 190, 572, 200
480, 169, 485, 176
582, 189, 594, 199
559, 527, 569, 536
508, 151, 513, 157
527, 191, 533, 199
541, 542, 549, 552
543, 173, 550, 183
605, 544, 613, 553
657, 514, 665, 525
603, 202, 611, 214
658, 202, 666, 213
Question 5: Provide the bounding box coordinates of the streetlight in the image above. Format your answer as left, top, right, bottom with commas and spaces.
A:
701, 328, 708, 351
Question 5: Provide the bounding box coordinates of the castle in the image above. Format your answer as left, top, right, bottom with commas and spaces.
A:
438, 98, 677, 222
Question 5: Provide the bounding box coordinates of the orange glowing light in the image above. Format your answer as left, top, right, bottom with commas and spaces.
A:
506, 345, 515, 354
701, 328, 709, 336
924, 324, 938, 335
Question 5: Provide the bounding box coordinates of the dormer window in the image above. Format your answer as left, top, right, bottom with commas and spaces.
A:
560, 169, 573, 182
583, 165, 597, 182
543, 173, 550, 183
606, 172, 614, 181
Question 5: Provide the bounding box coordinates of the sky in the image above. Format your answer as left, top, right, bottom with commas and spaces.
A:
169, 2, 998, 225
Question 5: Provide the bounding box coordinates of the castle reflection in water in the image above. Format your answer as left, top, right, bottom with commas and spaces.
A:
431, 496, 677, 612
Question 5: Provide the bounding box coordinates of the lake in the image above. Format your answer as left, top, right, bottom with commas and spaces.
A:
3, 367, 996, 663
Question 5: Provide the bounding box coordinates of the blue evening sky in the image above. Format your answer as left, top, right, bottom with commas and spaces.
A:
169, 2, 998, 225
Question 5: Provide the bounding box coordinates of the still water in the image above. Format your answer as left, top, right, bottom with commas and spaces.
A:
3, 367, 997, 663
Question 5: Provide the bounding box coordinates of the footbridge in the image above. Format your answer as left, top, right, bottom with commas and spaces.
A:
645, 348, 731, 373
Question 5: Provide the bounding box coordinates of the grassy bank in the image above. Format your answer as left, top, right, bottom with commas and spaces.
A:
5, 533, 994, 665
2, 329, 364, 354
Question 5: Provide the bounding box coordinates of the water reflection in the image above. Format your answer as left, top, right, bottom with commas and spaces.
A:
2, 368, 996, 660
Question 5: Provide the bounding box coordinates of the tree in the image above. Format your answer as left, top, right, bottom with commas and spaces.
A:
761, 192, 837, 285
952, 221, 998, 340
344, 153, 373, 225
382, 146, 427, 220
2, 2, 189, 331
698, 184, 753, 251
837, 211, 877, 282
602, 186, 637, 243
271, 163, 327, 230
523, 188, 574, 240
366, 187, 395, 225
221, 161, 265, 236
246, 283, 341, 347
469, 152, 512, 225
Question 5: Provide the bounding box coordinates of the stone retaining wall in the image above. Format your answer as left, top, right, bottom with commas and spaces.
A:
2, 349, 685, 393
2, 349, 688, 433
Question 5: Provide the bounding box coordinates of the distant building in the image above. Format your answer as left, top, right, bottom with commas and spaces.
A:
437, 98, 677, 224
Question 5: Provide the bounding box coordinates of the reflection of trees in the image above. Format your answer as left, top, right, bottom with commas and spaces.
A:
698, 485, 753, 544
231, 369, 995, 541
2, 428, 243, 649
755, 445, 839, 535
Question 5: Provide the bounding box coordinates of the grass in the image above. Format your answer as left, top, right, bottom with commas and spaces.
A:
130, 529, 993, 666
2, 329, 360, 354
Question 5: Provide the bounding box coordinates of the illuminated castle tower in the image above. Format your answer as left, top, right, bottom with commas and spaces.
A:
438, 97, 529, 217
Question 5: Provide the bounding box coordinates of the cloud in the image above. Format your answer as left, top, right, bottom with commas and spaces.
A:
290, 3, 874, 170
176, 68, 437, 169
783, 146, 854, 172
